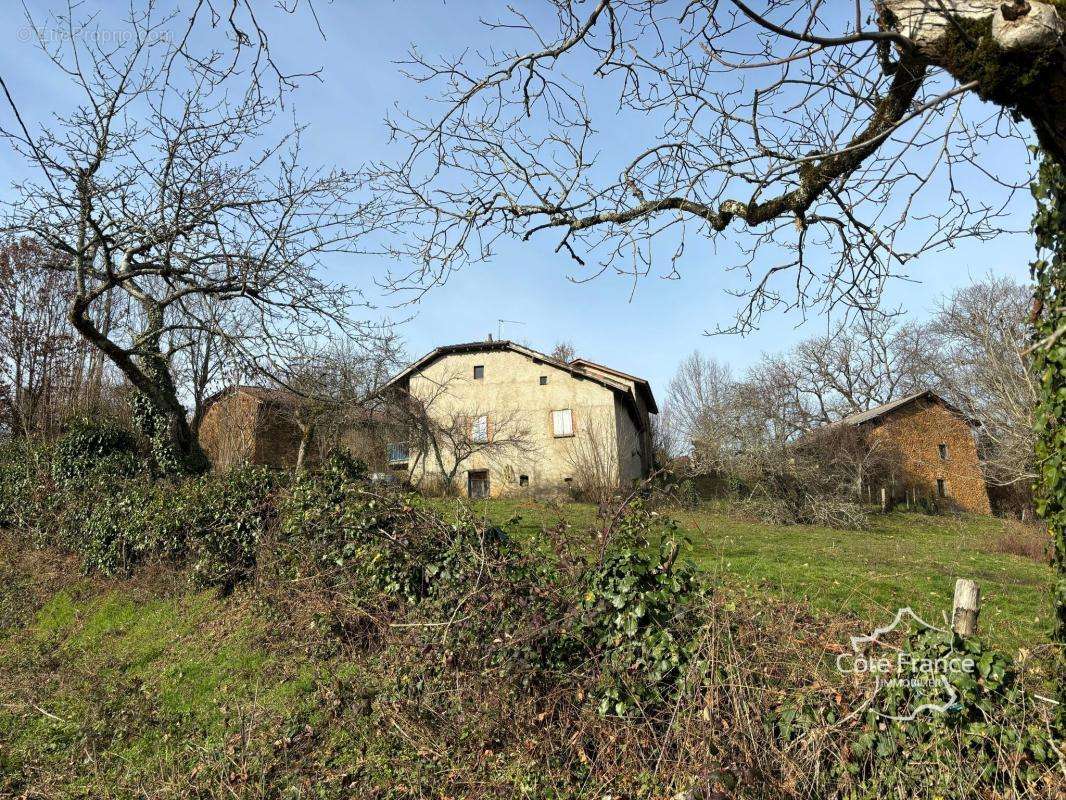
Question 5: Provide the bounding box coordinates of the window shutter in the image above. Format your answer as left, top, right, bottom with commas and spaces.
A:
473, 414, 489, 443
552, 409, 573, 437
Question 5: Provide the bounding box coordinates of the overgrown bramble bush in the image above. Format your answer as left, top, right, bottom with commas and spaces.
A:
772, 623, 1059, 798
274, 478, 703, 722
50, 418, 141, 485
187, 466, 280, 591
0, 443, 1059, 797
278, 460, 453, 607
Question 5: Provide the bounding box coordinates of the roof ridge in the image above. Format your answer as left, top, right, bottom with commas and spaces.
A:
833, 389, 974, 428
382, 340, 636, 398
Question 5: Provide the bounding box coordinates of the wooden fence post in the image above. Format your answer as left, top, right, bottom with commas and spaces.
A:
952, 578, 980, 637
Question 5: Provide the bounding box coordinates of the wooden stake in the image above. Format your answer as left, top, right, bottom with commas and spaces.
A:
952, 579, 980, 637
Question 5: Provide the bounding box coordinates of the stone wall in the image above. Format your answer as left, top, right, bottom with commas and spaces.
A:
866, 398, 991, 515
199, 388, 398, 473
405, 349, 648, 497
198, 391, 259, 470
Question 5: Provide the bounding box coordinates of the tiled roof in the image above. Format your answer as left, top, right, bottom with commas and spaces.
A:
834, 390, 976, 428
380, 340, 658, 422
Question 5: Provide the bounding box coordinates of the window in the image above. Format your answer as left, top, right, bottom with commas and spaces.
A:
539, 375, 548, 385
472, 414, 489, 443
473, 365, 484, 380
552, 409, 574, 437
519, 474, 529, 487
938, 443, 948, 461
936, 478, 946, 498
387, 442, 409, 464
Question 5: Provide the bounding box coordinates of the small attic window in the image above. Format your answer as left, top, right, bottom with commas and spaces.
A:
539, 375, 548, 385
938, 443, 948, 460
473, 365, 484, 380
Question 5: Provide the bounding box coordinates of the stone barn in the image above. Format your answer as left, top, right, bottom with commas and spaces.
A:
197, 386, 396, 472
835, 390, 991, 515
198, 387, 299, 470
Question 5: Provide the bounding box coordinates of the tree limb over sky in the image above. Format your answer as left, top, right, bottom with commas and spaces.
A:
371, 0, 1065, 331
0, 1, 380, 472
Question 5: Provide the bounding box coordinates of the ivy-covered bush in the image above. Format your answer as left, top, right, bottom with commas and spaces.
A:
573, 506, 702, 716
187, 466, 280, 590
76, 466, 279, 584
774, 624, 1058, 798
51, 418, 141, 485
2, 444, 280, 584
79, 479, 193, 574
0, 441, 46, 530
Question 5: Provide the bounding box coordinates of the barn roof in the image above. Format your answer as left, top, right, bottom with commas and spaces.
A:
834, 390, 977, 428
201, 385, 386, 424
201, 384, 298, 411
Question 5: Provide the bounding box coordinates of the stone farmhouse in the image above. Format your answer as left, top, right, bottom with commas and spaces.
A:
381, 340, 657, 498
834, 390, 991, 515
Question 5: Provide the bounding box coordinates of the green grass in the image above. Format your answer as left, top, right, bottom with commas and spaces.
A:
456, 498, 1054, 653
0, 500, 1056, 796
0, 574, 310, 796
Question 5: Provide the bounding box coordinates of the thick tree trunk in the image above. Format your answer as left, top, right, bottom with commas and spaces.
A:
295, 421, 312, 472
885, 0, 1066, 161
68, 295, 206, 475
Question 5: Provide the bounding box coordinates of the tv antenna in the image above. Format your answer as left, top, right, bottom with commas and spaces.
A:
497, 319, 525, 340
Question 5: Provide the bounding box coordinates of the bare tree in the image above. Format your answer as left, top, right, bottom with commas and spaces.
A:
277, 335, 405, 471
650, 401, 681, 465
0, 237, 76, 438
665, 351, 735, 460
1, 3, 377, 472
550, 340, 577, 363
788, 315, 925, 423
372, 1, 1059, 329
921, 275, 1036, 486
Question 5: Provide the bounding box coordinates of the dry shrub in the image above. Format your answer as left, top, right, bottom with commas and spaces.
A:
733, 494, 871, 530
988, 521, 1051, 563
255, 476, 1059, 798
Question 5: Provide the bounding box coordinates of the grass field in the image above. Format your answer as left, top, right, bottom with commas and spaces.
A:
446, 498, 1054, 653
0, 499, 1056, 796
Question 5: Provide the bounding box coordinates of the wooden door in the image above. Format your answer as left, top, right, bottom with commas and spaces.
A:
467, 470, 490, 499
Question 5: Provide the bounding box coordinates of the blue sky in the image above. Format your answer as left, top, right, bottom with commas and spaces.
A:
0, 1, 1036, 403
